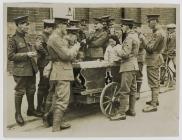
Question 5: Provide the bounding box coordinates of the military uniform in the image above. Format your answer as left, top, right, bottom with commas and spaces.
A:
134, 23, 146, 99
165, 24, 176, 68
46, 17, 81, 132
87, 29, 109, 60
142, 15, 167, 112
8, 16, 41, 126
111, 19, 140, 120
36, 19, 55, 113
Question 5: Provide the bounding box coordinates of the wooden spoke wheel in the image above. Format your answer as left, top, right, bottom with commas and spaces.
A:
100, 82, 121, 117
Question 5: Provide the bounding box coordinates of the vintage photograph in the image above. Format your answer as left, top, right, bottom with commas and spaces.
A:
3, 2, 179, 137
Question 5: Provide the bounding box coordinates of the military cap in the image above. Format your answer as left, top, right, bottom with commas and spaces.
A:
121, 19, 134, 25
54, 17, 69, 25
66, 26, 80, 34
69, 20, 80, 26
13, 15, 29, 25
166, 24, 176, 29
43, 19, 55, 28
80, 18, 88, 26
134, 21, 142, 27
100, 15, 111, 20
93, 17, 102, 21
81, 19, 88, 22
146, 14, 160, 21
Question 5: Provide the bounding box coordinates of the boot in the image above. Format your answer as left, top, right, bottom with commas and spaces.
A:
146, 88, 159, 106
36, 92, 44, 114
15, 95, 24, 126
136, 82, 142, 100
146, 100, 159, 106
110, 95, 127, 121
143, 88, 159, 112
43, 111, 53, 127
60, 120, 71, 129
126, 95, 136, 116
110, 113, 126, 121
26, 94, 43, 117
52, 109, 63, 132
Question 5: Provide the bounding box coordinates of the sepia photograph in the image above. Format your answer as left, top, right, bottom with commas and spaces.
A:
2, 1, 180, 137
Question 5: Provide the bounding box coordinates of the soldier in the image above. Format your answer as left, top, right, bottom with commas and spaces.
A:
8, 16, 42, 126
46, 17, 82, 132
110, 19, 140, 120
166, 24, 176, 69
134, 22, 146, 100
35, 19, 55, 114
87, 18, 109, 60
140, 14, 167, 112
69, 19, 80, 28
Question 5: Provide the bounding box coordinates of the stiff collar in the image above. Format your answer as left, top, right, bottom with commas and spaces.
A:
16, 28, 26, 37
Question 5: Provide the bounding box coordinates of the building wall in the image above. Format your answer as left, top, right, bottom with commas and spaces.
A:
75, 8, 89, 20
141, 8, 176, 24
75, 8, 176, 25
7, 7, 51, 35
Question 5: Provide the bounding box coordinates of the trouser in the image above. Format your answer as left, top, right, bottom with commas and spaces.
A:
44, 80, 71, 113
44, 81, 54, 113
51, 80, 71, 131
13, 75, 36, 113
147, 66, 160, 106
37, 68, 49, 110
118, 71, 137, 115
136, 62, 144, 94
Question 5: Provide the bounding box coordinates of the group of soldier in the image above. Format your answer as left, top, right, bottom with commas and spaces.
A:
8, 13, 176, 132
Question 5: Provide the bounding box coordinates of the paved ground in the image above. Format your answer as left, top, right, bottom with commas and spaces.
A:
4, 65, 179, 137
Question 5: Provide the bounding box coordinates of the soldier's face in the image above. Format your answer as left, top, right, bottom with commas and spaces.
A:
45, 27, 54, 34
167, 28, 175, 34
121, 25, 127, 33
109, 38, 116, 47
58, 24, 67, 35
148, 20, 157, 29
95, 23, 103, 30
18, 22, 29, 33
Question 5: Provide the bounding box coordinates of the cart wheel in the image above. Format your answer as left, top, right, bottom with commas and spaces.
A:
100, 82, 121, 117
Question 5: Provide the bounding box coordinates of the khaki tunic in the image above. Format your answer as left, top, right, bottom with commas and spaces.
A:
115, 30, 140, 95
145, 27, 167, 89
47, 31, 80, 111
8, 30, 38, 96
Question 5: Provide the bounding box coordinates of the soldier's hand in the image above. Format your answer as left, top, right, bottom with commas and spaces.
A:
75, 42, 81, 48
81, 39, 86, 44
35, 40, 43, 48
139, 34, 145, 40
27, 52, 37, 57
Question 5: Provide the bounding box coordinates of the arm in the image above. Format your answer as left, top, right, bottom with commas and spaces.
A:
145, 32, 164, 53
104, 47, 109, 61
91, 32, 108, 47
116, 37, 133, 59
35, 36, 48, 56
51, 38, 81, 61
8, 37, 29, 62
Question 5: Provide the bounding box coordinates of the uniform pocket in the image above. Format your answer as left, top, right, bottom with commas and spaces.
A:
14, 63, 24, 68
63, 64, 72, 70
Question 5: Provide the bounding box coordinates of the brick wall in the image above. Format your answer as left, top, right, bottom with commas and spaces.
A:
124, 8, 141, 22
75, 8, 89, 20
75, 8, 176, 25
141, 8, 176, 25
7, 7, 51, 34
